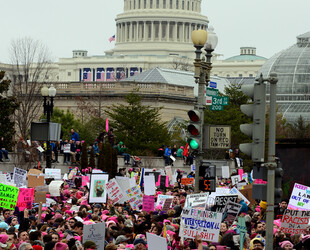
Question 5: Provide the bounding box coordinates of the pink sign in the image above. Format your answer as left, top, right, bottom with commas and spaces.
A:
17, 188, 35, 211
238, 169, 243, 180
82, 176, 89, 186
142, 195, 155, 212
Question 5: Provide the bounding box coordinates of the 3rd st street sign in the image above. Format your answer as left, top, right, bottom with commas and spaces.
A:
212, 96, 229, 106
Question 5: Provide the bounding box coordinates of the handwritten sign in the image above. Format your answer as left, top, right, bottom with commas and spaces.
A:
231, 175, 241, 186
13, 167, 27, 187
162, 198, 173, 212
142, 195, 155, 212
288, 183, 310, 210
17, 188, 35, 211
45, 169, 61, 180
181, 178, 194, 185
213, 195, 238, 213
180, 207, 221, 242
156, 194, 174, 207
185, 193, 209, 210
229, 187, 250, 205
280, 209, 310, 234
0, 183, 19, 210
106, 178, 125, 205
124, 186, 143, 210
82, 176, 90, 186
83, 223, 106, 250
223, 201, 242, 226
35, 191, 47, 203
28, 175, 44, 188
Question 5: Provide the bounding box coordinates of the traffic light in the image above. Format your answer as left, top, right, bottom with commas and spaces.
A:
187, 109, 201, 150
198, 160, 216, 192
239, 79, 266, 163
275, 158, 284, 204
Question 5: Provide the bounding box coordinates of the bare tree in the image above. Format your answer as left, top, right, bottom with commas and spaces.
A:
10, 37, 52, 139
171, 57, 193, 71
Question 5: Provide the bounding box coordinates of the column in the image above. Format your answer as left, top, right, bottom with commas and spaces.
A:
159, 21, 162, 41
182, 22, 185, 42
151, 21, 154, 41
174, 22, 178, 41
129, 22, 132, 41
143, 21, 147, 41
167, 21, 170, 42
136, 22, 139, 41
124, 23, 128, 42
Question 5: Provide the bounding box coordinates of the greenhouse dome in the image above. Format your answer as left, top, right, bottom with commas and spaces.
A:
257, 31, 310, 123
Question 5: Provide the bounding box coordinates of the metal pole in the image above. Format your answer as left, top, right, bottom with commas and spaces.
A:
265, 73, 278, 249
46, 99, 52, 169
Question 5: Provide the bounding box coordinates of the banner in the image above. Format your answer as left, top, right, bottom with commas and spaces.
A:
213, 195, 238, 213
280, 209, 310, 234
83, 223, 106, 250
17, 188, 35, 211
223, 201, 242, 226
180, 208, 221, 242
106, 178, 125, 205
288, 183, 310, 210
0, 183, 19, 210
124, 185, 143, 210
142, 195, 155, 212
185, 193, 209, 210
13, 167, 27, 187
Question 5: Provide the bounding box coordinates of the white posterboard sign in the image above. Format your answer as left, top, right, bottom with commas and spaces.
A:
63, 144, 71, 153
106, 178, 125, 205
146, 233, 168, 250
288, 183, 310, 210
185, 193, 209, 210
89, 174, 109, 203
156, 194, 174, 207
181, 208, 222, 242
144, 175, 156, 195
229, 187, 250, 205
222, 166, 230, 178
49, 180, 64, 196
45, 169, 61, 180
13, 167, 27, 187
231, 175, 241, 186
83, 223, 106, 250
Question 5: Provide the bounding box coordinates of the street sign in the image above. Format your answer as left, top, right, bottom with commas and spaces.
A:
206, 87, 219, 97
223, 96, 229, 106
203, 125, 231, 149
210, 105, 223, 111
212, 96, 224, 105
209, 81, 217, 88
206, 96, 212, 106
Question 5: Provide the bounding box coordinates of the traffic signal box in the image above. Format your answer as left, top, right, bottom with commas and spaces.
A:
198, 160, 216, 192
187, 109, 201, 150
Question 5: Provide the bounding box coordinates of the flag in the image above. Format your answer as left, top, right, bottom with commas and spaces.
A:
106, 70, 115, 82
109, 35, 115, 43
96, 68, 105, 81
83, 68, 91, 82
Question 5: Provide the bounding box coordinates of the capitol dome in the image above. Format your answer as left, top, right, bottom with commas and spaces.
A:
112, 0, 208, 58
257, 32, 310, 123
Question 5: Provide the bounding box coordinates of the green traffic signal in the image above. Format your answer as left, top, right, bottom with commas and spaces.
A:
188, 138, 199, 150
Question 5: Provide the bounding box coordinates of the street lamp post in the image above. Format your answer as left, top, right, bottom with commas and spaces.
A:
41, 84, 56, 168
192, 27, 218, 193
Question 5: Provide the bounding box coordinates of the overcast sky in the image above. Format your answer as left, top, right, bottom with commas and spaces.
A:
1, 0, 309, 63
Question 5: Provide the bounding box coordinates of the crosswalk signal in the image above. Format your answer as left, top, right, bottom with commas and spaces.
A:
187, 109, 201, 150
275, 158, 284, 204
198, 160, 216, 192
239, 79, 266, 163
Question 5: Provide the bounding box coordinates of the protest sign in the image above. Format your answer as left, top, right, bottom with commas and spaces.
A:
45, 169, 61, 180
185, 193, 209, 210
146, 233, 168, 250
288, 183, 310, 210
106, 178, 125, 205
231, 175, 241, 186
129, 177, 136, 188
181, 178, 194, 185
17, 188, 35, 211
222, 166, 230, 178
115, 176, 130, 193
238, 169, 243, 180
35, 191, 47, 203
63, 144, 71, 153
124, 185, 143, 210
237, 216, 247, 249
82, 176, 89, 186
142, 195, 155, 212
35, 186, 49, 192
0, 183, 19, 210
280, 209, 310, 234
144, 171, 161, 184
229, 187, 250, 205
159, 175, 168, 189
27, 169, 43, 177
83, 222, 106, 250
144, 175, 156, 195
156, 194, 174, 207
49, 180, 63, 196
162, 198, 173, 212
237, 181, 247, 190
89, 174, 109, 203
181, 207, 221, 242
13, 167, 27, 187
213, 195, 238, 213
0, 175, 7, 183
239, 184, 255, 205
165, 166, 173, 182
223, 201, 242, 226
28, 175, 44, 188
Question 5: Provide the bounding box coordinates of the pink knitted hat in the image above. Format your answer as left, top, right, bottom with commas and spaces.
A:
55, 242, 68, 250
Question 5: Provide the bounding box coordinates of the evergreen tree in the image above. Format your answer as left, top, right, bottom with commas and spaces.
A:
80, 142, 88, 169
287, 115, 310, 138
0, 71, 19, 150
97, 143, 105, 171
105, 91, 171, 155
89, 147, 96, 169
103, 142, 112, 175
111, 148, 118, 179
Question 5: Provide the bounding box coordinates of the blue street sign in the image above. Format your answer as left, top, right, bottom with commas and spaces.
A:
209, 81, 217, 88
